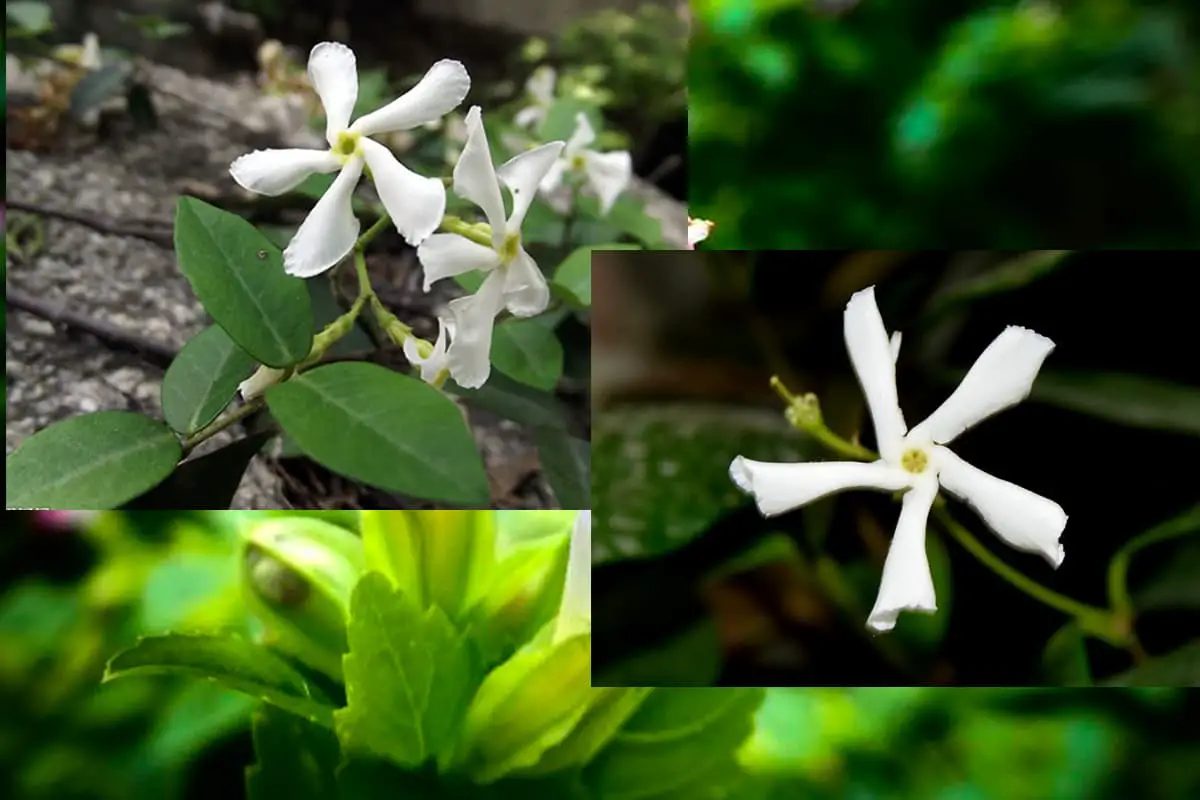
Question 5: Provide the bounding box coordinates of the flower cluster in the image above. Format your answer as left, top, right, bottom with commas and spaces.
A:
730, 286, 1067, 632
228, 42, 608, 390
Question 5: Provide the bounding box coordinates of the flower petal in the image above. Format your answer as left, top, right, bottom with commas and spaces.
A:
729, 457, 912, 517
581, 149, 632, 216
565, 111, 596, 156
867, 477, 940, 632
932, 446, 1066, 567
909, 326, 1055, 446
555, 510, 591, 643
452, 105, 506, 244
351, 59, 470, 136
687, 217, 713, 247
404, 318, 451, 384
889, 331, 902, 364
537, 158, 568, 197
514, 105, 543, 129
527, 65, 557, 106
445, 269, 507, 389
844, 286, 908, 461
501, 246, 549, 317
416, 233, 500, 292
307, 42, 358, 145
283, 158, 363, 278
230, 148, 340, 196
360, 137, 444, 245
498, 141, 566, 232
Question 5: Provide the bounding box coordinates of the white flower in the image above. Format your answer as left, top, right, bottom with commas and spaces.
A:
687, 217, 714, 248
230, 42, 470, 278
554, 510, 592, 643
729, 286, 1068, 633
539, 112, 631, 216
416, 105, 564, 389
402, 317, 452, 384
514, 65, 557, 129
238, 365, 287, 400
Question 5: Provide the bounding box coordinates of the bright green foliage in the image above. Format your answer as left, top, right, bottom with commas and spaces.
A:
246, 706, 340, 800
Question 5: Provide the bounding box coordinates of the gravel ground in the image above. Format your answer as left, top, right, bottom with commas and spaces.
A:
6, 60, 674, 509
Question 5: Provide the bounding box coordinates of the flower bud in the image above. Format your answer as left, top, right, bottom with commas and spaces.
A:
360, 511, 495, 622
241, 517, 364, 680
471, 532, 569, 662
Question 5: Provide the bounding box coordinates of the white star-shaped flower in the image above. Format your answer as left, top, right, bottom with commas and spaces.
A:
514, 65, 556, 129
729, 286, 1068, 632
555, 510, 592, 644
688, 217, 714, 248
230, 42, 470, 277
403, 317, 452, 385
539, 112, 631, 216
416, 105, 564, 389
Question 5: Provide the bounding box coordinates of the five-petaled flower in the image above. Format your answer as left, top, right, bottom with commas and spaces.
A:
539, 112, 631, 216
416, 105, 564, 389
229, 42, 470, 278
729, 285, 1068, 632
687, 217, 713, 249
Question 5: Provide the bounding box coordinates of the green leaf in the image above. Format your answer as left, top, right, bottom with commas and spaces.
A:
491, 318, 564, 390
265, 362, 489, 504
454, 270, 487, 293
1028, 371, 1200, 438
592, 404, 812, 564
535, 427, 589, 508
6, 411, 181, 509
577, 195, 667, 248
161, 325, 257, 434
1104, 640, 1200, 687
538, 98, 603, 143
584, 687, 765, 798
69, 62, 133, 121
6, 1, 51, 32
1109, 503, 1200, 613
104, 633, 336, 727
448, 371, 569, 430
335, 572, 481, 768
926, 251, 1073, 315
1041, 623, 1093, 686
246, 704, 341, 800
552, 243, 639, 308
174, 197, 313, 368
122, 431, 272, 510
146, 682, 255, 768
1134, 541, 1200, 611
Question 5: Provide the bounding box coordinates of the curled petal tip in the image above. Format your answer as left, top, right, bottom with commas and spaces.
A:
728, 456, 752, 494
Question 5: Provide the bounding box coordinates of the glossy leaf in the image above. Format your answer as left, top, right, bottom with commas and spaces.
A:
246, 704, 340, 800
104, 633, 336, 727
122, 431, 271, 510
491, 318, 564, 391
592, 404, 812, 564
449, 372, 569, 430
174, 197, 313, 368
336, 573, 480, 768
161, 325, 257, 434
535, 427, 589, 509
6, 411, 181, 509
577, 194, 669, 249
552, 244, 639, 308
1028, 371, 1200, 438
266, 362, 489, 504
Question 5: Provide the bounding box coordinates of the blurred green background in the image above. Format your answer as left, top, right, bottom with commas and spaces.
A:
689, 0, 1200, 248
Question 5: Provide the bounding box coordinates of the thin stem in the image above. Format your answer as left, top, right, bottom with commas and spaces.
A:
180, 399, 264, 456
440, 215, 494, 248
353, 248, 373, 299
357, 213, 392, 252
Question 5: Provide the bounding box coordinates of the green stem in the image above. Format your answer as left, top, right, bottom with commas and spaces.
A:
1106, 503, 1200, 616
440, 214, 494, 248
357, 213, 392, 252
180, 399, 264, 456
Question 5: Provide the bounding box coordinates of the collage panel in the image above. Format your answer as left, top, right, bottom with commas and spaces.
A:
590, 249, 1199, 688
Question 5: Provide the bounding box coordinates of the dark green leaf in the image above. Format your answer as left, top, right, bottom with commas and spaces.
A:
337, 758, 586, 799
69, 62, 133, 121
535, 427, 589, 509
1028, 371, 1200, 438
454, 270, 487, 293
592, 404, 812, 564
174, 197, 313, 367
266, 362, 489, 504
926, 251, 1073, 315
104, 633, 336, 727
552, 243, 640, 308
6, 1, 52, 32
584, 687, 764, 798
246, 704, 341, 800
6, 411, 181, 509
491, 318, 564, 390
1041, 623, 1093, 686
1104, 640, 1200, 687
147, 682, 255, 767
1134, 541, 1200, 611
448, 372, 569, 431
161, 325, 257, 434
123, 431, 271, 510
335, 573, 481, 767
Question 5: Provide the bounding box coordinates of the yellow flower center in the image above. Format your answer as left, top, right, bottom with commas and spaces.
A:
333, 130, 361, 162
900, 447, 929, 474
569, 153, 586, 171
499, 231, 520, 264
